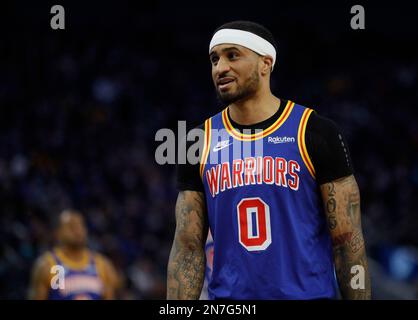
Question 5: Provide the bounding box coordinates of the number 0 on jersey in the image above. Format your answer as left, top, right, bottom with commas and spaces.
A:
237, 197, 272, 251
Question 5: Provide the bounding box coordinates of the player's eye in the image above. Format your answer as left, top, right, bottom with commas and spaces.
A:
228, 52, 239, 60
210, 56, 219, 65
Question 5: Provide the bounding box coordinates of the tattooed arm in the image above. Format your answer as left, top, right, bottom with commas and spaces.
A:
320, 174, 371, 299
167, 191, 208, 299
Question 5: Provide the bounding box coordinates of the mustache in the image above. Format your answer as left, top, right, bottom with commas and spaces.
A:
217, 73, 235, 80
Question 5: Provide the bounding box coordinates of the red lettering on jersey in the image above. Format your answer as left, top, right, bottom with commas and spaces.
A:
220, 162, 232, 192
263, 156, 274, 184
288, 160, 300, 191
275, 157, 287, 187
232, 159, 244, 187
207, 157, 301, 195
256, 156, 263, 184
244, 157, 256, 185
206, 164, 221, 197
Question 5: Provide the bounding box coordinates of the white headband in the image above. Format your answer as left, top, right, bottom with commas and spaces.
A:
209, 28, 277, 70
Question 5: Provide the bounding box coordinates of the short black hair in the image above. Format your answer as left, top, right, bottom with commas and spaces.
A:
214, 20, 277, 51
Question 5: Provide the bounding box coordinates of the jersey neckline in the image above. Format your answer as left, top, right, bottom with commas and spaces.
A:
221, 100, 294, 141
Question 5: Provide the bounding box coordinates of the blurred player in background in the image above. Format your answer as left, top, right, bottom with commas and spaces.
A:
168, 21, 371, 299
28, 210, 121, 300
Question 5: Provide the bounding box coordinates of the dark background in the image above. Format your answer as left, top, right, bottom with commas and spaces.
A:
1, 1, 418, 299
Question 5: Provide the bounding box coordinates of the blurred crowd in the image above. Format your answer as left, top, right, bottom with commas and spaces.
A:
1, 3, 418, 299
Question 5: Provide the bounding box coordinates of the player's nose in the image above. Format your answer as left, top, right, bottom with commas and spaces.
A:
215, 57, 231, 75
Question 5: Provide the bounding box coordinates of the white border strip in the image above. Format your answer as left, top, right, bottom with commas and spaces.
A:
209, 28, 276, 70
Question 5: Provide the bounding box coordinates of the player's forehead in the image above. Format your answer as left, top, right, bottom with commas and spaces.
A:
60, 211, 84, 225
209, 43, 251, 56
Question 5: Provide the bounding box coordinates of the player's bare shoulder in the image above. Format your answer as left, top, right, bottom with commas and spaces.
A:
28, 251, 55, 299
33, 251, 55, 277
94, 252, 122, 297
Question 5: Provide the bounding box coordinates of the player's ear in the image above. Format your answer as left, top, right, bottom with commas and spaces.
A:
260, 55, 273, 76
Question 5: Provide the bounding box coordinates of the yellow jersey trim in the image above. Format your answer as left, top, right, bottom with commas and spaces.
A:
200, 118, 212, 178
297, 108, 316, 179
221, 100, 294, 141
53, 247, 91, 270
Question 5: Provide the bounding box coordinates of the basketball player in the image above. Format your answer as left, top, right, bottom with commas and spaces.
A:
167, 21, 371, 299
28, 210, 121, 300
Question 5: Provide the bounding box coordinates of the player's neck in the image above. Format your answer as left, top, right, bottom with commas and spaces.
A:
59, 245, 87, 261
228, 89, 280, 126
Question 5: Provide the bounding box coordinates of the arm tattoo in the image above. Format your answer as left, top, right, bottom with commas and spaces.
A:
167, 191, 208, 299
320, 175, 371, 299
325, 183, 337, 230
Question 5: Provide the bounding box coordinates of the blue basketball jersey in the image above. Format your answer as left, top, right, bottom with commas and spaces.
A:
47, 249, 104, 300
200, 100, 337, 299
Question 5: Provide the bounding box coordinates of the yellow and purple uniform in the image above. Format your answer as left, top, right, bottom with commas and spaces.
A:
46, 249, 105, 300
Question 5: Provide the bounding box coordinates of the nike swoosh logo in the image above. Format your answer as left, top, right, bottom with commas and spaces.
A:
213, 142, 232, 152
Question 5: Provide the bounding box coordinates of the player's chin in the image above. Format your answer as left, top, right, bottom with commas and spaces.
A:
71, 240, 87, 248
218, 92, 239, 105
217, 86, 237, 100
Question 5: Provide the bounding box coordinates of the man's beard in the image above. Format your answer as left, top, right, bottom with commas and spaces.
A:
66, 238, 87, 249
216, 69, 260, 105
